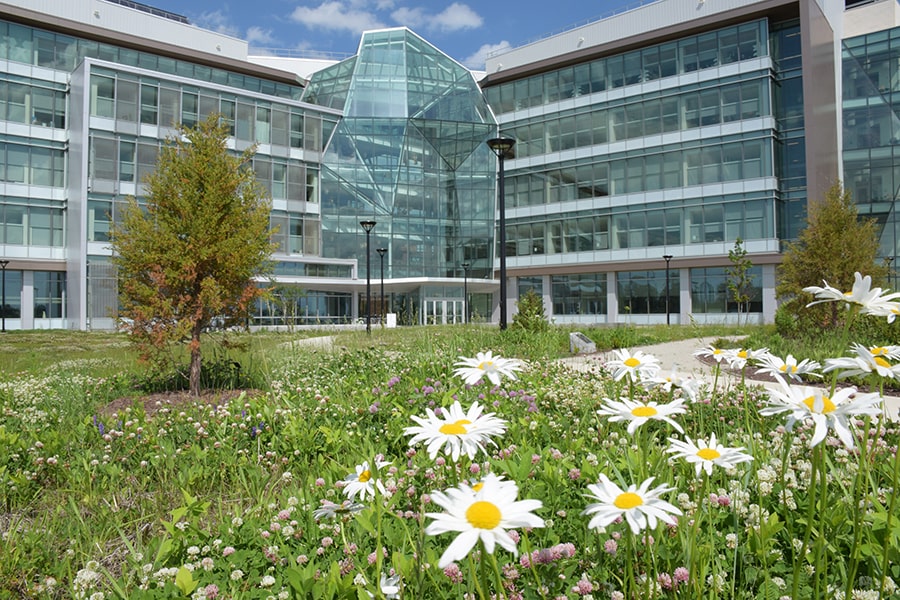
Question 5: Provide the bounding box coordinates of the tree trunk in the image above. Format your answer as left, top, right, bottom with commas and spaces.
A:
189, 323, 202, 396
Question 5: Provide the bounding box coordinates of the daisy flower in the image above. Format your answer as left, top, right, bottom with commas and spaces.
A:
583, 474, 682, 534
597, 397, 686, 434
722, 347, 768, 370
754, 351, 821, 382
642, 367, 702, 402
693, 345, 729, 363
343, 460, 390, 501
313, 499, 366, 520
453, 351, 523, 386
404, 400, 507, 461
823, 343, 900, 381
760, 381, 883, 448
665, 433, 754, 477
425, 473, 544, 568
803, 271, 900, 313
605, 348, 661, 382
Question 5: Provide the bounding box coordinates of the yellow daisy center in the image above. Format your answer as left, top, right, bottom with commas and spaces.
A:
713, 348, 722, 355
477, 361, 494, 370
871, 346, 888, 355
875, 356, 892, 369
631, 406, 658, 417
624, 357, 641, 368
844, 291, 853, 297
803, 395, 836, 414
614, 492, 644, 509
779, 365, 798, 373
737, 350, 748, 359
466, 500, 501, 529
697, 448, 721, 461
358, 470, 372, 482
439, 419, 472, 435
472, 481, 484, 492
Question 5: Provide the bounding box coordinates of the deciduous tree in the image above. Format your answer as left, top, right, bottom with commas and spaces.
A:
111, 115, 274, 396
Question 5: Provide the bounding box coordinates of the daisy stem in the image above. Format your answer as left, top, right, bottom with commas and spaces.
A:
845, 414, 874, 600
624, 527, 636, 597
792, 442, 822, 598
878, 429, 900, 598
488, 551, 508, 600
519, 531, 548, 600
469, 551, 487, 600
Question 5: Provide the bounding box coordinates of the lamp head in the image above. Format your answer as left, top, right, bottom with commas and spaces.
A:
487, 137, 516, 159
359, 220, 377, 233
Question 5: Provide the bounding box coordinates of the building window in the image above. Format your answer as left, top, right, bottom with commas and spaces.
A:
33, 271, 66, 318
552, 273, 607, 315
690, 266, 762, 313
617, 270, 679, 315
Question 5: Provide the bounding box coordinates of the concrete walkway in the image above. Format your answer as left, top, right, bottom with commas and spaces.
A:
557, 337, 900, 421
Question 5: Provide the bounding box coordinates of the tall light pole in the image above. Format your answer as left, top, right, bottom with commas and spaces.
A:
360, 220, 376, 334
663, 254, 673, 326
461, 262, 470, 324
376, 247, 387, 324
487, 137, 515, 330
0, 260, 8, 333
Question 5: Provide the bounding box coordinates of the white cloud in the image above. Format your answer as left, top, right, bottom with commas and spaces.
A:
290, 2, 385, 33
392, 3, 482, 33
246, 26, 276, 46
431, 3, 482, 32
194, 10, 239, 37
463, 40, 510, 70
390, 6, 426, 28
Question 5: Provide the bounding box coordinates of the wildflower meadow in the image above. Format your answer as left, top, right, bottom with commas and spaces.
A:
2, 274, 900, 599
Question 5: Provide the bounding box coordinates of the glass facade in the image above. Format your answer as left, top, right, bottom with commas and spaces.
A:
843, 27, 900, 265
305, 29, 497, 282
0, 3, 856, 329
617, 270, 679, 315
690, 266, 763, 313
484, 21, 767, 114
552, 274, 607, 316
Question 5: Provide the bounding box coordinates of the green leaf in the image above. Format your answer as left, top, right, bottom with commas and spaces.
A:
174, 565, 197, 596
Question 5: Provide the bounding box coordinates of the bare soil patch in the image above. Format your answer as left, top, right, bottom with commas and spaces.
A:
101, 389, 263, 418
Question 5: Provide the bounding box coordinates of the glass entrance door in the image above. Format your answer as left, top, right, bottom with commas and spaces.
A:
424, 299, 464, 324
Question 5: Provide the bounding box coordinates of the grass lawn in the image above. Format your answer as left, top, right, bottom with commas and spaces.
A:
1, 324, 898, 599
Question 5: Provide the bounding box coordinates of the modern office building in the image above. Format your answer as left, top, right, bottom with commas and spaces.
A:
0, 0, 898, 330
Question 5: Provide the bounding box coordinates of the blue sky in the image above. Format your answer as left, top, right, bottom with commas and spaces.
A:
144, 0, 645, 69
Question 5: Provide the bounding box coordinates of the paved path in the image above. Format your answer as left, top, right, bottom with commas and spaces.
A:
557, 337, 900, 421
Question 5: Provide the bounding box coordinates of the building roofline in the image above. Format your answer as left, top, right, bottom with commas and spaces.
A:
480, 0, 798, 87
0, 1, 305, 87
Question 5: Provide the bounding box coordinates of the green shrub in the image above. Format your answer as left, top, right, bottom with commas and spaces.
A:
512, 289, 549, 332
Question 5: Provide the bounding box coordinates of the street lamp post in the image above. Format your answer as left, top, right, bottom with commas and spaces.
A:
487, 137, 516, 330
461, 262, 470, 324
376, 247, 387, 324
663, 254, 673, 326
360, 220, 377, 334
0, 260, 8, 333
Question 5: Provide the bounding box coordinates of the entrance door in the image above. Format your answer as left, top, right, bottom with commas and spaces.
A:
424, 299, 464, 324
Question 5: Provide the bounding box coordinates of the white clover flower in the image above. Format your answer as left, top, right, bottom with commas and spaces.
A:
231, 569, 244, 581
260, 575, 276, 588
